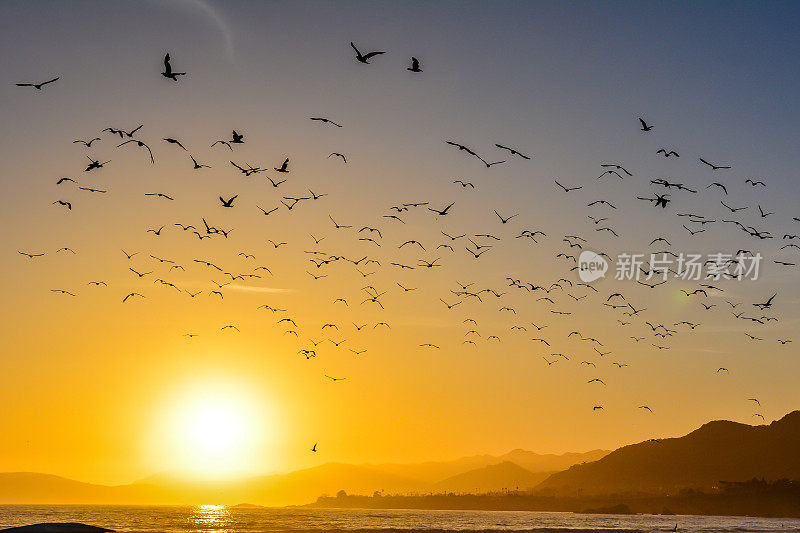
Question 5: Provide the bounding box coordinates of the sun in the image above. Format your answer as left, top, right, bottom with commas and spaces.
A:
183, 401, 247, 458
150, 378, 278, 479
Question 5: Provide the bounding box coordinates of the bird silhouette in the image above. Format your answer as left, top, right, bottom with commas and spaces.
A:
118, 139, 154, 163
310, 117, 343, 127
16, 77, 59, 90
554, 180, 582, 192
351, 42, 386, 64
219, 195, 238, 207
73, 137, 101, 147
699, 157, 731, 170
161, 53, 186, 81
163, 137, 187, 150
190, 155, 211, 169
495, 144, 531, 159
428, 202, 455, 216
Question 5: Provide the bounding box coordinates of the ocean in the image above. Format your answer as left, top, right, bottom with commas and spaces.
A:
1, 507, 800, 533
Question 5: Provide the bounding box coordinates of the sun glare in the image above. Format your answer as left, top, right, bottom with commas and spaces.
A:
150, 378, 278, 479
184, 402, 247, 456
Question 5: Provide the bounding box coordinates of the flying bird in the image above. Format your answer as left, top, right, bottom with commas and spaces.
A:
16, 77, 59, 90
163, 137, 187, 150
495, 144, 531, 159
117, 139, 154, 162
350, 42, 386, 64
310, 117, 343, 127
699, 157, 731, 170
161, 53, 186, 81
73, 137, 101, 147
219, 195, 238, 207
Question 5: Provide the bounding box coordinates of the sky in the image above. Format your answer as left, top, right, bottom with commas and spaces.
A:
1, 0, 800, 486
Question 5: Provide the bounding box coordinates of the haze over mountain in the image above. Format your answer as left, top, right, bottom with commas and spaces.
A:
4, 411, 800, 506
0, 449, 605, 506
537, 410, 800, 495
432, 461, 553, 493
362, 449, 609, 484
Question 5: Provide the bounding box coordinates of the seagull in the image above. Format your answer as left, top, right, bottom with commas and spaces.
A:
145, 192, 173, 200
163, 137, 187, 150
428, 202, 455, 216
699, 157, 731, 170
16, 77, 59, 90
638, 117, 653, 131
84, 157, 110, 171
753, 293, 776, 310
73, 137, 101, 147
554, 180, 582, 192
190, 155, 211, 169
18, 251, 45, 259
211, 140, 233, 150
219, 195, 238, 207
310, 117, 343, 127
350, 42, 385, 64
407, 56, 422, 72
161, 53, 186, 81
494, 210, 518, 224
495, 144, 531, 159
51, 289, 76, 296
118, 139, 154, 163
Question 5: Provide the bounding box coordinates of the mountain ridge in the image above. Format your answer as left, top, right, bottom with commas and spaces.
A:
536, 410, 800, 495
0, 448, 605, 505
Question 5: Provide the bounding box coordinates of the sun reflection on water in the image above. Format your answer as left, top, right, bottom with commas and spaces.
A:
189, 504, 233, 533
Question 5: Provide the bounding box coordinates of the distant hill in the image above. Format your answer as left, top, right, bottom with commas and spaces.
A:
365, 449, 609, 483
432, 461, 553, 493
241, 462, 424, 504
497, 449, 609, 473
537, 411, 800, 495
0, 473, 167, 504
0, 448, 606, 505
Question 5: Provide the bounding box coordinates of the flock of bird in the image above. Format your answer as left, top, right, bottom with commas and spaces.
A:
13, 45, 795, 449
